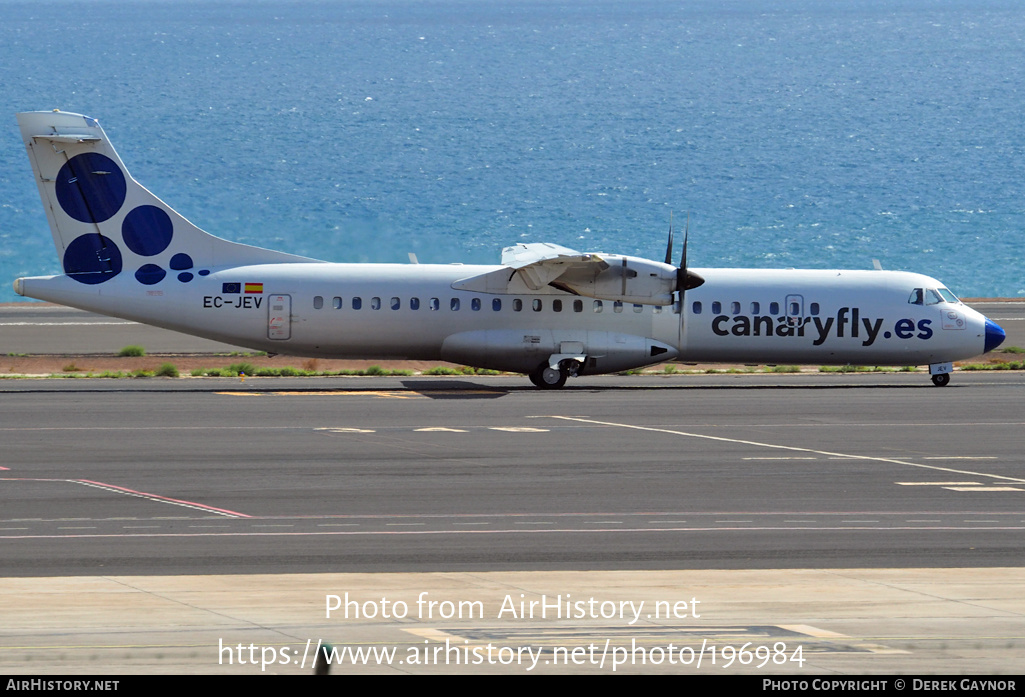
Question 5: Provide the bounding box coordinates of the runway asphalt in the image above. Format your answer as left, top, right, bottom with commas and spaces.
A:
1, 303, 1023, 674
3, 371, 1024, 576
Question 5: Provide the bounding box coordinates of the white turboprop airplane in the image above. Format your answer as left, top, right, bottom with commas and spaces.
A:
12, 110, 1006, 387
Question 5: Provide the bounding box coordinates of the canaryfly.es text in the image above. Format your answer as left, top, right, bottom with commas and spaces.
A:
711, 306, 932, 347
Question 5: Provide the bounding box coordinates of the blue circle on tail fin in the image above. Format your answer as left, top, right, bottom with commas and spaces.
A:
135, 264, 166, 285
122, 205, 174, 256
55, 153, 127, 223
62, 233, 123, 284
169, 253, 193, 270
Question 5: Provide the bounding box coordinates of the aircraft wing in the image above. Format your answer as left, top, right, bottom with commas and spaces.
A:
501, 242, 607, 269
454, 241, 679, 304
489, 243, 609, 291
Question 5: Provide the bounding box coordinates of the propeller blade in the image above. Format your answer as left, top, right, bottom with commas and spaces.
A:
680, 212, 688, 278
664, 211, 674, 265
676, 212, 704, 293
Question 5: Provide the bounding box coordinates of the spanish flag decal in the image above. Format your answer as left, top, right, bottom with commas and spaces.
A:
244, 282, 264, 294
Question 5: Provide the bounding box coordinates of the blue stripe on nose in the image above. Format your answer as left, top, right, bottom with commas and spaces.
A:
984, 318, 1006, 353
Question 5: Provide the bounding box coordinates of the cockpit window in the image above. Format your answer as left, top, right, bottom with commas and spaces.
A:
925, 289, 944, 305
908, 288, 923, 305
937, 287, 959, 303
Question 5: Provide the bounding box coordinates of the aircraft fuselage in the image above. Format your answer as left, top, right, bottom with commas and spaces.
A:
16, 262, 994, 375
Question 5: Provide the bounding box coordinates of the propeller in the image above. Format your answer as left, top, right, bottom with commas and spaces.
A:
663, 212, 704, 300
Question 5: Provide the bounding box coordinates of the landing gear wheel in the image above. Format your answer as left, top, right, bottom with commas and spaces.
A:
931, 373, 950, 387
530, 362, 568, 389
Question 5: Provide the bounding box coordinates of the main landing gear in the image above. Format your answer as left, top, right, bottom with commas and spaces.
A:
931, 373, 950, 387
528, 358, 583, 389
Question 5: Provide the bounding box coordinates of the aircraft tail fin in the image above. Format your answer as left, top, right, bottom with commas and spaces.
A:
16, 110, 318, 289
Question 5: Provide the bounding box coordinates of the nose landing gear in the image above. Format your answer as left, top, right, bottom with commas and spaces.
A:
929, 362, 953, 387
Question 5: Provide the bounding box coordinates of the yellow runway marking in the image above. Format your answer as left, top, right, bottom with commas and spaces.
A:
217, 390, 426, 399
217, 389, 504, 399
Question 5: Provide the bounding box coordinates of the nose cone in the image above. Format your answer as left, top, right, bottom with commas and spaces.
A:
984, 318, 1006, 353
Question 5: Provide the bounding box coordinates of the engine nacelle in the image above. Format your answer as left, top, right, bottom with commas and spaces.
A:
548, 255, 678, 306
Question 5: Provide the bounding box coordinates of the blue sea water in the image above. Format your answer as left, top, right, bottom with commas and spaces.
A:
1, 0, 1023, 304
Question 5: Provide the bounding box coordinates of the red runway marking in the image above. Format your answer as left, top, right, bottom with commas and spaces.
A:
0, 477, 249, 518
76, 479, 251, 518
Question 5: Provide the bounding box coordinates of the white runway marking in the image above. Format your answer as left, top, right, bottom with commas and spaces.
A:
5, 522, 1025, 541
545, 416, 1025, 485
489, 427, 549, 432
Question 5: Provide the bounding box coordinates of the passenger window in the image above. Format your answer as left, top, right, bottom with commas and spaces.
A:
493, 298, 502, 311
731, 302, 740, 315
633, 304, 643, 313
532, 299, 542, 312
552, 299, 562, 312
429, 298, 439, 311
908, 288, 924, 305
770, 301, 779, 315
410, 297, 420, 310
333, 297, 342, 310
613, 301, 623, 313
593, 300, 603, 313
471, 298, 481, 311
450, 298, 460, 311
371, 297, 381, 310
809, 302, 819, 315
789, 301, 800, 315
313, 296, 323, 310
750, 301, 759, 314
712, 301, 721, 314
653, 305, 662, 314
352, 297, 362, 310
514, 299, 523, 311
390, 297, 400, 310
573, 300, 583, 312
692, 301, 702, 315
